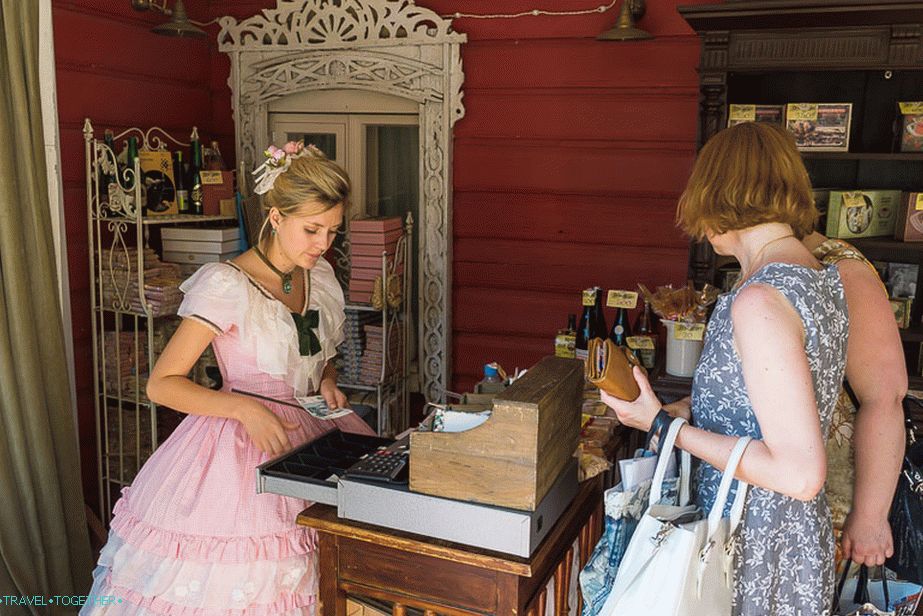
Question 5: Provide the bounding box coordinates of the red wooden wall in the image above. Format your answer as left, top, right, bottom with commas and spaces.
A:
53, 0, 214, 513
56, 0, 706, 511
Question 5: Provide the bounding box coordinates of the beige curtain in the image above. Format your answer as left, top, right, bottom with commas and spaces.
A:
0, 1, 93, 611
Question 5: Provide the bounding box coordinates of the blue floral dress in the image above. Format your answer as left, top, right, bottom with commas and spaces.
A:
692, 262, 848, 616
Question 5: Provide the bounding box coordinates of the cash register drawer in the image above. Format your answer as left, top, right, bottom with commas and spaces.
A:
257, 429, 393, 505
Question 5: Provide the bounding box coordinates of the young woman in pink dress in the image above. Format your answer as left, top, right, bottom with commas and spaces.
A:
82, 142, 374, 614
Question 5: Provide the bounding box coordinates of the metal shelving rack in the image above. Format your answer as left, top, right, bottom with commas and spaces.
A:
336, 215, 413, 437
84, 119, 235, 520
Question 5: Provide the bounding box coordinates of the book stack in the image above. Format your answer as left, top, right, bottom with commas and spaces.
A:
348, 216, 403, 304
101, 248, 185, 316
103, 331, 149, 399
357, 322, 402, 385
338, 310, 380, 384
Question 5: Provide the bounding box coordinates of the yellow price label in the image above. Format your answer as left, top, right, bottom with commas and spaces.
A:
842, 192, 866, 208
582, 288, 597, 306
914, 194, 923, 211
786, 104, 819, 121
626, 336, 655, 350
899, 102, 923, 115
674, 323, 705, 341
728, 104, 756, 122
607, 290, 638, 310
200, 170, 224, 185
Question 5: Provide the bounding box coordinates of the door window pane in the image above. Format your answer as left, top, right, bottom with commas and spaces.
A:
288, 132, 337, 159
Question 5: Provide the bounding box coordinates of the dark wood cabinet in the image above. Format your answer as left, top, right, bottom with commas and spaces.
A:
678, 0, 923, 387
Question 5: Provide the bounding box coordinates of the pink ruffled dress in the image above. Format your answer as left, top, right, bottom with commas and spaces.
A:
83, 258, 374, 615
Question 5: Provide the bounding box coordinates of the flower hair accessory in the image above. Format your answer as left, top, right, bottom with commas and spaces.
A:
251, 140, 322, 195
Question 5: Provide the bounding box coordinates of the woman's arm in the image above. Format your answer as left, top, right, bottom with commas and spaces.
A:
603, 283, 829, 501
146, 319, 299, 455
838, 259, 906, 565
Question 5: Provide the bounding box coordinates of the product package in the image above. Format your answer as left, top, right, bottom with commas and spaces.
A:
896, 192, 923, 242
897, 102, 923, 153
786, 103, 852, 152
727, 104, 785, 127
825, 189, 901, 239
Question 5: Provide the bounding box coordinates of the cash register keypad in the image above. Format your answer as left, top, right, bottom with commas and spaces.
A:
344, 449, 409, 483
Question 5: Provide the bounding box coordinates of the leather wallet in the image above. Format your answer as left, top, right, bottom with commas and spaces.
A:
584, 337, 645, 401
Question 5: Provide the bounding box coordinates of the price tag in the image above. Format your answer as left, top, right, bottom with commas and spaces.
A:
200, 170, 224, 185
786, 103, 818, 121
674, 323, 705, 341
899, 102, 923, 115
582, 288, 597, 306
842, 192, 866, 208
626, 336, 655, 350
728, 104, 756, 122
607, 290, 638, 310
914, 194, 923, 212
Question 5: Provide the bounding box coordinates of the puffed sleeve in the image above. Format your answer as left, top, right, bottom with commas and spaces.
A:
176, 263, 246, 335
309, 257, 346, 363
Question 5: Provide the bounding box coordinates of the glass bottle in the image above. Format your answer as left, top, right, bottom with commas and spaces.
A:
576, 287, 607, 361
633, 299, 658, 369
173, 151, 190, 215
189, 129, 204, 215
609, 307, 632, 347
555, 314, 577, 359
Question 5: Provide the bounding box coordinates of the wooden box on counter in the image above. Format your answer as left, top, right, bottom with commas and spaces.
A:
409, 356, 583, 511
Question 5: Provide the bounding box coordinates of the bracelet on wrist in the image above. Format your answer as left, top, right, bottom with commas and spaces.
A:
646, 408, 673, 452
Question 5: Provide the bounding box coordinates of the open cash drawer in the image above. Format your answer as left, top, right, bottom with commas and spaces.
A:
257, 429, 393, 505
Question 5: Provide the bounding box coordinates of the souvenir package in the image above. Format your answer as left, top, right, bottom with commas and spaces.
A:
896, 193, 923, 242
139, 150, 178, 215
727, 104, 785, 127
897, 102, 923, 153
786, 103, 852, 152
825, 190, 901, 239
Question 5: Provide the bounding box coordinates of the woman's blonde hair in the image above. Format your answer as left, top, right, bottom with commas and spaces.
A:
676, 122, 816, 240
259, 151, 351, 243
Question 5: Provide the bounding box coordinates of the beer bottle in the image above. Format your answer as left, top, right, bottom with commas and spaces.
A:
576, 287, 607, 361
632, 299, 658, 369
189, 129, 204, 215
555, 314, 577, 359
173, 151, 190, 215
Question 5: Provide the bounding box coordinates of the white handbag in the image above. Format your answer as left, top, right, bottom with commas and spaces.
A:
598, 418, 752, 616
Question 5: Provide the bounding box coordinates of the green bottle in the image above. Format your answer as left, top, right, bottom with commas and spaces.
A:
190, 128, 204, 215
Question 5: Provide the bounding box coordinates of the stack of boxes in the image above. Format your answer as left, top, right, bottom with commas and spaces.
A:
161, 226, 242, 271
347, 217, 403, 305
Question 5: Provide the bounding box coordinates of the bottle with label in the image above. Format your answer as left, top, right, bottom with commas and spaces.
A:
173, 151, 190, 215
555, 314, 577, 359
576, 287, 607, 361
206, 140, 227, 171
189, 128, 204, 215
609, 307, 632, 346
475, 363, 506, 394
630, 299, 658, 369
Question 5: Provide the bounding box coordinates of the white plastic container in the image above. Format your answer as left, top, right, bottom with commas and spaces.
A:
661, 319, 704, 378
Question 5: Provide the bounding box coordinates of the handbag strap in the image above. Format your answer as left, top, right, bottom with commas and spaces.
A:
833, 560, 891, 613
706, 436, 753, 540
650, 417, 691, 507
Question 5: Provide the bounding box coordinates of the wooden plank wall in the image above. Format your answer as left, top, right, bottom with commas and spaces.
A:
55, 0, 707, 508
53, 0, 214, 512
206, 0, 705, 393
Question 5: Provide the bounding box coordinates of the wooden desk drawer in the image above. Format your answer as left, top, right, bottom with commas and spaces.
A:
338, 538, 499, 612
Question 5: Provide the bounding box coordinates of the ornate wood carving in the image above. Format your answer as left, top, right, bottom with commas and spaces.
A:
218, 0, 466, 402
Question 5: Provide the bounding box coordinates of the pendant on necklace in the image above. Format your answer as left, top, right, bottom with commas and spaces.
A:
281, 273, 293, 295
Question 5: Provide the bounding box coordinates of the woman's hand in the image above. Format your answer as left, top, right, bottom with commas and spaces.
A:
599, 366, 662, 431
319, 377, 349, 410
236, 398, 300, 457
841, 511, 894, 567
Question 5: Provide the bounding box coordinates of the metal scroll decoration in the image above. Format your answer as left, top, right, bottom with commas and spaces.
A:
217, 0, 466, 402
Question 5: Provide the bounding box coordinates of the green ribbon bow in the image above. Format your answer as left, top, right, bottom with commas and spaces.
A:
291, 309, 321, 357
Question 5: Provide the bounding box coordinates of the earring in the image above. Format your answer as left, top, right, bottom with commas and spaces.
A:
271, 227, 277, 235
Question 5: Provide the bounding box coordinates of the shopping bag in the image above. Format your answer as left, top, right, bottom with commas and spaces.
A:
887, 406, 923, 585
598, 418, 752, 616
834, 560, 922, 616
579, 446, 689, 616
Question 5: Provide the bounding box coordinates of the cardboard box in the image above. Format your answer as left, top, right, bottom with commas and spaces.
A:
896, 193, 923, 242
891, 298, 913, 329
898, 102, 923, 153
825, 189, 900, 239
201, 170, 235, 217
786, 103, 852, 152
161, 226, 240, 242
162, 250, 240, 265
162, 238, 240, 254
409, 356, 583, 511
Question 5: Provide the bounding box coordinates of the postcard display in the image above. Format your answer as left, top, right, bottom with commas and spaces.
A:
84, 120, 239, 520
680, 2, 923, 393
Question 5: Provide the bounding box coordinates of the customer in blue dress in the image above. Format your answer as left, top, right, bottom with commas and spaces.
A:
601, 121, 848, 615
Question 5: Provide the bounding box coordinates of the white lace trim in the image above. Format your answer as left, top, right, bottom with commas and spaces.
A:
178, 259, 344, 396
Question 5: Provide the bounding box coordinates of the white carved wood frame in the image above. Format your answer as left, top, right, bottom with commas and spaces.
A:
218, 0, 466, 403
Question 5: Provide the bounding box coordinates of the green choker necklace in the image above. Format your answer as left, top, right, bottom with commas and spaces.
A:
254, 245, 294, 294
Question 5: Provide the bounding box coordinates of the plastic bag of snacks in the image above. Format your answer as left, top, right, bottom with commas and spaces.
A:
638, 282, 719, 324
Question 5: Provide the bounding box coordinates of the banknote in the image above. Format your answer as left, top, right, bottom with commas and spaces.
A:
294, 395, 354, 420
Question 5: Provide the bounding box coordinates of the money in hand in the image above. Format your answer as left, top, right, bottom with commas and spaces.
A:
294, 395, 353, 420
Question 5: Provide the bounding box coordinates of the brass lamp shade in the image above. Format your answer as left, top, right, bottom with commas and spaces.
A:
151, 0, 206, 38
598, 0, 653, 41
